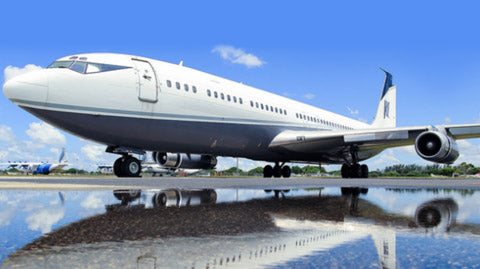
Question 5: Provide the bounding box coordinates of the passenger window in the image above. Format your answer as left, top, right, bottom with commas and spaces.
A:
250, 101, 254, 107
265, 105, 269, 111
192, 86, 197, 93
176, 82, 180, 89
233, 96, 237, 103
227, 95, 231, 101
261, 104, 264, 110
239, 98, 243, 104
256, 102, 259, 108
184, 84, 189, 92
220, 93, 225, 100
214, 91, 218, 98
167, 80, 172, 87
284, 110, 287, 115
207, 89, 211, 97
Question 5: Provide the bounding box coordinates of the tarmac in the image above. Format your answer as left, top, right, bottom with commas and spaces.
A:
1, 176, 480, 190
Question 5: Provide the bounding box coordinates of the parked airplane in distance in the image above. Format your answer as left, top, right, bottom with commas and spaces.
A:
2, 148, 68, 175
4, 53, 480, 178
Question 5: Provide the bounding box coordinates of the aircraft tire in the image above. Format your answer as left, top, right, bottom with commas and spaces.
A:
263, 165, 273, 178
351, 164, 361, 178
360, 164, 369, 178
113, 158, 124, 177
122, 156, 141, 177
273, 165, 282, 178
341, 164, 350, 178
281, 165, 291, 178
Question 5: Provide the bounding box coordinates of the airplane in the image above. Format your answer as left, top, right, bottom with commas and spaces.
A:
1, 148, 68, 175
3, 53, 480, 178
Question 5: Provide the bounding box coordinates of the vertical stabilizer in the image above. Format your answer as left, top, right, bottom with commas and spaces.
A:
371, 69, 396, 128
59, 148, 67, 163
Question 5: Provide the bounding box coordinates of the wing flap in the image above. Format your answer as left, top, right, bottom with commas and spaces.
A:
269, 126, 429, 153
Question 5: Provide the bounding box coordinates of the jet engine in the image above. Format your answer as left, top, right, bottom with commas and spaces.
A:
152, 152, 217, 169
414, 131, 459, 164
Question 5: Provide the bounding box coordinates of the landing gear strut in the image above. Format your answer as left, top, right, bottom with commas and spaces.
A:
113, 155, 142, 177
263, 162, 291, 178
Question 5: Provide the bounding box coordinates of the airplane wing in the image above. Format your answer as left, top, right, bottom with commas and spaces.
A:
269, 124, 480, 159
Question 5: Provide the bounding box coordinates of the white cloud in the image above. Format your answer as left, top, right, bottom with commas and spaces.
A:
454, 140, 480, 165
212, 45, 265, 68
4, 64, 43, 82
372, 149, 400, 166
0, 208, 16, 226
25, 207, 65, 234
81, 193, 104, 209
347, 107, 359, 116
303, 93, 315, 100
0, 125, 16, 143
81, 144, 106, 162
26, 122, 66, 146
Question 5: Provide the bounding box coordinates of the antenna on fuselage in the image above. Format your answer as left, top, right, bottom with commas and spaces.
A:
179, 60, 183, 66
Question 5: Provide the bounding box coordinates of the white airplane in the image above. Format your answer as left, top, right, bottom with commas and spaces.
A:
2, 148, 68, 175
3, 53, 480, 178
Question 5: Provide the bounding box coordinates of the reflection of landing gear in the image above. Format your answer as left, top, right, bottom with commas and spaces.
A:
113, 156, 142, 177
263, 162, 291, 178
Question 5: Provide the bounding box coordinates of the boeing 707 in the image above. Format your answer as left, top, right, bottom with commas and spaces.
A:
3, 53, 480, 178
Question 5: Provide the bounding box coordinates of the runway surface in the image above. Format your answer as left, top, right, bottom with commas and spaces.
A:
1, 176, 480, 190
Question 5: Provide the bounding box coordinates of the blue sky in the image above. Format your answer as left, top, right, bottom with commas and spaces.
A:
1, 1, 480, 171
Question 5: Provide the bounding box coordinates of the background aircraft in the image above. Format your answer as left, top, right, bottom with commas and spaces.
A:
2, 148, 68, 175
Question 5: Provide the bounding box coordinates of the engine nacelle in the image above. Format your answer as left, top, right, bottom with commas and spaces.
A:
152, 152, 217, 169
414, 131, 459, 164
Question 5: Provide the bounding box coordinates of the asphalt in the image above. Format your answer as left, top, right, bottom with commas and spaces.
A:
1, 176, 480, 190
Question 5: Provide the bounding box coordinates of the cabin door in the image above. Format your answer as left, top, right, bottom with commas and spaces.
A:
133, 59, 158, 102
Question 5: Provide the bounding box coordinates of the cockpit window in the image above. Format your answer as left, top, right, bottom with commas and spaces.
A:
47, 61, 73, 69
70, 61, 87, 73
47, 60, 130, 74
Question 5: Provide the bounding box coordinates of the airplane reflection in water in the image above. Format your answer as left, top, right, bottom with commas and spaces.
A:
3, 188, 474, 269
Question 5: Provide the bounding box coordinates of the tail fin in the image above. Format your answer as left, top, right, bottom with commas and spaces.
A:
58, 148, 67, 163
371, 69, 396, 128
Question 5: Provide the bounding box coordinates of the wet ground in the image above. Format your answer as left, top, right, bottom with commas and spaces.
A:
1, 178, 480, 268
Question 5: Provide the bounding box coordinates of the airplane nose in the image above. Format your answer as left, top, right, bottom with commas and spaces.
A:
3, 69, 48, 102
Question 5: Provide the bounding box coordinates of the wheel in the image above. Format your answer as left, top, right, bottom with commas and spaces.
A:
263, 165, 273, 178
341, 164, 350, 178
122, 156, 141, 177
351, 164, 361, 178
113, 157, 124, 177
273, 165, 282, 178
281, 165, 291, 178
360, 164, 369, 178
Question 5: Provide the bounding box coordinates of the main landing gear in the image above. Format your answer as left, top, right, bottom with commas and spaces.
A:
341, 163, 369, 178
113, 155, 142, 177
263, 162, 291, 178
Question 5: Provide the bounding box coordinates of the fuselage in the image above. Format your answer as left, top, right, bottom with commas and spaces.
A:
3, 53, 375, 164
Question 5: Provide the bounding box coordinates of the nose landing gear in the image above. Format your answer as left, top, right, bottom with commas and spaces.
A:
113, 156, 142, 177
